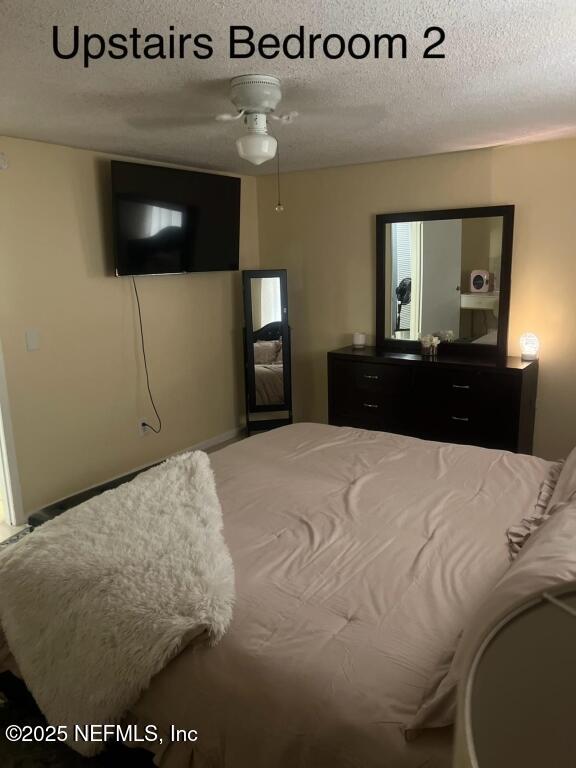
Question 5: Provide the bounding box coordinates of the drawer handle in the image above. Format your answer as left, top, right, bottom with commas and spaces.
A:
451, 416, 470, 422
363, 374, 379, 380
363, 403, 379, 409
452, 384, 471, 390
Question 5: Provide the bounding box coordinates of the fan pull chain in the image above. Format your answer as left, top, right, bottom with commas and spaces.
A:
275, 142, 284, 213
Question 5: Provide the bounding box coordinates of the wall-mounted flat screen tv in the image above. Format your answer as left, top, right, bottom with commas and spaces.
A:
111, 161, 241, 275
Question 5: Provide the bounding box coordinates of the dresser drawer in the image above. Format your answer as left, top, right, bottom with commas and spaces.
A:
414, 368, 520, 448
422, 410, 515, 450
329, 359, 413, 433
415, 367, 514, 399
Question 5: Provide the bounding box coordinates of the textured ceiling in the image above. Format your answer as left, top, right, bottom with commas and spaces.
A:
2, 0, 576, 174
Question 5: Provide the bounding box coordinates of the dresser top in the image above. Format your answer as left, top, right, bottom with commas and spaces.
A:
329, 346, 536, 372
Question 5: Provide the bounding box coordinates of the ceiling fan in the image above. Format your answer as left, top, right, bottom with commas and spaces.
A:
216, 75, 298, 166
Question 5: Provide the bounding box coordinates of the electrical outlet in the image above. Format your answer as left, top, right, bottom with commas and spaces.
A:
139, 420, 150, 436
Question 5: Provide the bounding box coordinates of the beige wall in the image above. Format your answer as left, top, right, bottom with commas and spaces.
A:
2, 135, 575, 518
257, 139, 576, 461
460, 217, 502, 338
0, 137, 259, 518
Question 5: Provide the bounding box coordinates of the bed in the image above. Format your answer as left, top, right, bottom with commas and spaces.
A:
254, 361, 284, 405
253, 338, 284, 405
112, 422, 554, 768
0, 423, 563, 767
472, 330, 498, 345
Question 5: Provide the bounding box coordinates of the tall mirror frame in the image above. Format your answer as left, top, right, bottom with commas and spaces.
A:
376, 205, 515, 359
242, 269, 293, 435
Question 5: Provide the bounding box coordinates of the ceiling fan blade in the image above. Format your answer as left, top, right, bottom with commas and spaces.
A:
270, 111, 299, 124
215, 111, 244, 122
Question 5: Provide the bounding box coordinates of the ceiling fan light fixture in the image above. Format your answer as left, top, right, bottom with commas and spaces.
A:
236, 112, 277, 165
218, 75, 295, 166
236, 133, 278, 166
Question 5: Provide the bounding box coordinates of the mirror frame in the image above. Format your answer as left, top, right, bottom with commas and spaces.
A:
242, 269, 293, 432
375, 205, 515, 359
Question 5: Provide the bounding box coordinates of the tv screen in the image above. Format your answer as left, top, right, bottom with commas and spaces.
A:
111, 161, 241, 275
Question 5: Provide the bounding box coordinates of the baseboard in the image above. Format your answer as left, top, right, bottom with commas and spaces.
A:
97, 424, 244, 483
191, 426, 242, 452
134, 426, 242, 467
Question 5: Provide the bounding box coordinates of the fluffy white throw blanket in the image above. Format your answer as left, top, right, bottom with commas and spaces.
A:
0, 451, 234, 756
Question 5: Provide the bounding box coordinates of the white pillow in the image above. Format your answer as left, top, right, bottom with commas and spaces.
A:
546, 446, 576, 510
253, 340, 280, 365
409, 497, 576, 731
506, 461, 563, 558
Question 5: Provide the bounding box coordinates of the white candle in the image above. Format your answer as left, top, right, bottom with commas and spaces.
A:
352, 332, 367, 349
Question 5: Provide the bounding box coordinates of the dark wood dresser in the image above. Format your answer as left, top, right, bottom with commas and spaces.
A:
328, 347, 538, 454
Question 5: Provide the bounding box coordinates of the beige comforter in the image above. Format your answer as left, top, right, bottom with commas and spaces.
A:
131, 423, 554, 768
254, 362, 284, 405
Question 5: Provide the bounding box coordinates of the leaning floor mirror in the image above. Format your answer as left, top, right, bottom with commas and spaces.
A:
242, 269, 293, 435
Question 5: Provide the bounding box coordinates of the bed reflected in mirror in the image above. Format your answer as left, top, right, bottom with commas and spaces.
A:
243, 270, 292, 434
251, 277, 285, 406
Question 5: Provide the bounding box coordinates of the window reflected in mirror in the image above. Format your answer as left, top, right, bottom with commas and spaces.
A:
250, 277, 285, 406
385, 216, 503, 345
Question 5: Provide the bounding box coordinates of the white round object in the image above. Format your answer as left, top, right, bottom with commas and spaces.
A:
236, 133, 278, 166
464, 585, 576, 768
230, 75, 282, 114
519, 332, 540, 361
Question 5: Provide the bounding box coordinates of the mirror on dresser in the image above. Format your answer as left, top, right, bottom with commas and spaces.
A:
376, 206, 514, 358
242, 269, 293, 435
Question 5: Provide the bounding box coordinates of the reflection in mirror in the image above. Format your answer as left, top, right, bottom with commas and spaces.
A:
250, 277, 284, 406
385, 216, 503, 345
243, 268, 292, 435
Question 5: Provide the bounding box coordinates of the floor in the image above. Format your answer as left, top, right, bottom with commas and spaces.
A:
0, 521, 27, 544
0, 672, 155, 767
0, 470, 25, 543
